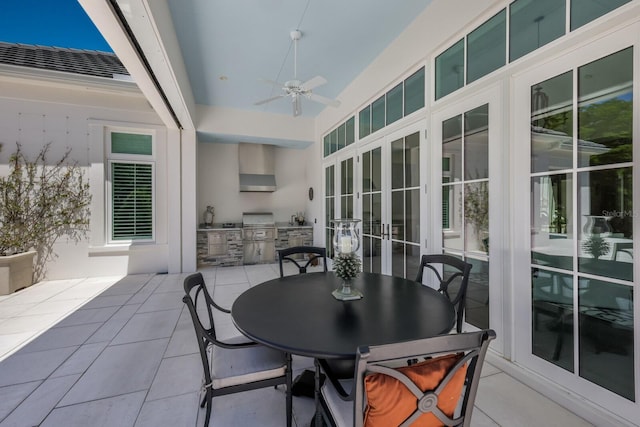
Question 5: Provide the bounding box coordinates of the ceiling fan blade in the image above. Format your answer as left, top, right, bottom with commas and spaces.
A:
292, 96, 302, 117
254, 95, 285, 106
307, 93, 341, 108
301, 75, 327, 91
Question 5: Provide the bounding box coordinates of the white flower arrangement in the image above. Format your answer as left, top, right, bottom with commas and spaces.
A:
333, 252, 362, 281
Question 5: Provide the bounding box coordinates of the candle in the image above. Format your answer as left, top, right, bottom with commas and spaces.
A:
340, 236, 352, 253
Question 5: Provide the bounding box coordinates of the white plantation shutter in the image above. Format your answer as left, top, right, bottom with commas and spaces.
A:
111, 161, 153, 240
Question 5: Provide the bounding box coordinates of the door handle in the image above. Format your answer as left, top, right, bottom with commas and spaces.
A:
380, 223, 390, 240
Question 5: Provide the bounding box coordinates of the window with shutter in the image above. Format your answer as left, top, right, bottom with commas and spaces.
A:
111, 162, 153, 240
108, 131, 155, 243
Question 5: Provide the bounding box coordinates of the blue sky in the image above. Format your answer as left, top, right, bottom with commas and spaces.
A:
0, 0, 112, 52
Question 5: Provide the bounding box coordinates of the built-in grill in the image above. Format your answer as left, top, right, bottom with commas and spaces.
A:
242, 212, 276, 264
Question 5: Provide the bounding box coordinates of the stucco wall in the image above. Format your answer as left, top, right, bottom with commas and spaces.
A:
0, 76, 176, 280
196, 142, 311, 225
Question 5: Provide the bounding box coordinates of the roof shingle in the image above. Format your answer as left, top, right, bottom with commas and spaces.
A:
0, 42, 129, 79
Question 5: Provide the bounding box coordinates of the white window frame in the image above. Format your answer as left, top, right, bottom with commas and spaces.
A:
88, 120, 166, 251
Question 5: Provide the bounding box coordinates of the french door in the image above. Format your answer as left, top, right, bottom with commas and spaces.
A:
513, 24, 638, 420
360, 121, 424, 278
325, 151, 357, 259
430, 85, 504, 350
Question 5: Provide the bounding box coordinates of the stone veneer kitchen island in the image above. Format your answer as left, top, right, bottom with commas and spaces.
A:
197, 222, 313, 267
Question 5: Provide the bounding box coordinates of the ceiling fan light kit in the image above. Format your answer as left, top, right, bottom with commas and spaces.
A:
254, 29, 340, 117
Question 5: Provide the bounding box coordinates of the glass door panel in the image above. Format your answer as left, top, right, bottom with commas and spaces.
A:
325, 165, 335, 258
390, 132, 421, 279
361, 147, 383, 273
340, 158, 354, 219
527, 47, 634, 402
440, 105, 490, 329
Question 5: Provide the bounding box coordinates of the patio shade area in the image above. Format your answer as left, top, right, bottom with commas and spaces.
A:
0, 264, 592, 426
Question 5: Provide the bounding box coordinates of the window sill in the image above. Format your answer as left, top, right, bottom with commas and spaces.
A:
88, 243, 163, 257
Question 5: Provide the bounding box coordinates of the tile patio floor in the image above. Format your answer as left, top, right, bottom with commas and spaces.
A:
0, 264, 593, 426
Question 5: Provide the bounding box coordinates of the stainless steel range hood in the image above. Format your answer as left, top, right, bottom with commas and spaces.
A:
238, 143, 276, 192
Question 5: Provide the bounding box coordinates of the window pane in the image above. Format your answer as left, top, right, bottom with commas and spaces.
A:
571, 0, 630, 30
532, 269, 574, 372
435, 39, 464, 100
362, 151, 371, 193
406, 189, 420, 244
111, 133, 152, 155
464, 104, 489, 180
331, 129, 339, 153
337, 123, 346, 150
371, 95, 385, 133
111, 162, 153, 240
405, 132, 420, 188
531, 174, 574, 270
372, 193, 382, 238
467, 9, 506, 84
391, 138, 404, 190
578, 278, 634, 400
405, 244, 421, 281
323, 134, 330, 157
391, 191, 404, 242
341, 195, 353, 218
404, 67, 425, 115
392, 241, 405, 278
386, 83, 403, 125
325, 165, 334, 197
341, 158, 353, 195
363, 194, 371, 235
443, 115, 462, 182
510, 0, 565, 62
442, 179, 451, 229
464, 181, 489, 254
443, 183, 463, 251
466, 258, 489, 329
578, 48, 633, 168
531, 71, 573, 173
325, 198, 334, 226
371, 147, 381, 192
359, 106, 371, 139
345, 116, 355, 146
578, 168, 633, 282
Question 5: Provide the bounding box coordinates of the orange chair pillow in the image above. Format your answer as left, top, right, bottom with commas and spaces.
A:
363, 353, 467, 427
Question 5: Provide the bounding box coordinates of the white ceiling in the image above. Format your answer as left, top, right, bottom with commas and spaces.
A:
163, 0, 434, 118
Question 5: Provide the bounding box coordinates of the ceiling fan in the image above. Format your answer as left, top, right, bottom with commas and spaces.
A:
254, 29, 340, 117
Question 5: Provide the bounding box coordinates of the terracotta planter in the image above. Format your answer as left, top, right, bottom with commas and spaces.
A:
0, 251, 36, 295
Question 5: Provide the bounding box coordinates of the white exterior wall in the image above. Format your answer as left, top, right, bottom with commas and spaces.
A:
0, 74, 178, 279
196, 142, 311, 224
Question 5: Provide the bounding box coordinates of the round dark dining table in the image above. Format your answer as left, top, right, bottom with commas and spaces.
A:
231, 271, 456, 359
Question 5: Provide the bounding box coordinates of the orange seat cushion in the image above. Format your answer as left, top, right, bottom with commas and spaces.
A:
363, 353, 467, 427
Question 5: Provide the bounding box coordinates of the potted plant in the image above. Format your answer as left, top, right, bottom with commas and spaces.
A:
582, 234, 611, 261
0, 142, 91, 294
464, 181, 489, 252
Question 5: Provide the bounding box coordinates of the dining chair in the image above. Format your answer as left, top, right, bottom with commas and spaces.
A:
278, 245, 327, 277
182, 273, 292, 427
319, 329, 496, 427
416, 254, 472, 333
277, 246, 329, 398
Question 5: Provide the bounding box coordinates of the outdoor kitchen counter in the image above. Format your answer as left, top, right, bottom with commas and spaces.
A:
197, 223, 314, 267
197, 227, 243, 267
275, 222, 312, 229
197, 222, 241, 231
